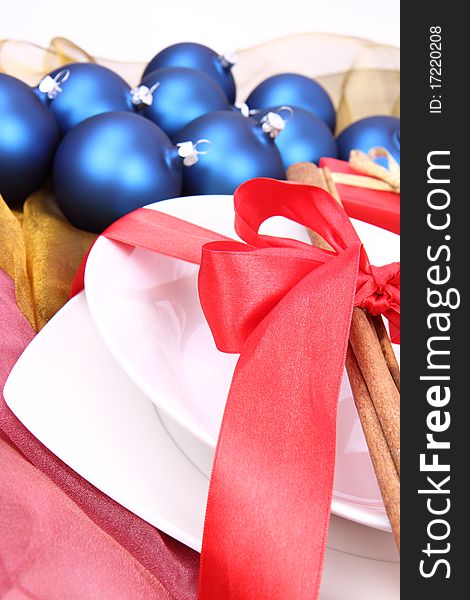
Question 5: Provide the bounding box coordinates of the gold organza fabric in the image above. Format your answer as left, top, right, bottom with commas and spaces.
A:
0, 35, 399, 331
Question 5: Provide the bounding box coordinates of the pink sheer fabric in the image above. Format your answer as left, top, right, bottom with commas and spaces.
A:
0, 267, 199, 598
0, 438, 170, 599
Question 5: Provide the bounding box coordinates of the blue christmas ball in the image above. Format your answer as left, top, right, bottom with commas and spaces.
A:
246, 73, 336, 132
143, 42, 236, 104
0, 74, 60, 207
254, 106, 338, 170
36, 63, 134, 135
53, 112, 182, 232
174, 110, 284, 195
136, 67, 229, 140
336, 116, 400, 165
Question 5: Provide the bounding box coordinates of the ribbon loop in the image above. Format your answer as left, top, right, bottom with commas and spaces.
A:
198, 178, 400, 352
199, 241, 329, 353
233, 178, 360, 252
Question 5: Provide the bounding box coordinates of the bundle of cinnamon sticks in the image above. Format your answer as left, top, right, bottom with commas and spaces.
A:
287, 162, 400, 550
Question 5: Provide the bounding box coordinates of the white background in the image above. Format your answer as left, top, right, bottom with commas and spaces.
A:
1, 0, 399, 61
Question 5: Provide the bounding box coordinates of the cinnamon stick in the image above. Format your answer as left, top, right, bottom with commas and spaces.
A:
370, 314, 401, 391
287, 162, 400, 547
346, 345, 400, 549
349, 309, 400, 475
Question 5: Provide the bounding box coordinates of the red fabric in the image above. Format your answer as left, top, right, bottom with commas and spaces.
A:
0, 437, 171, 600
0, 267, 199, 599
319, 157, 400, 234
72, 177, 400, 599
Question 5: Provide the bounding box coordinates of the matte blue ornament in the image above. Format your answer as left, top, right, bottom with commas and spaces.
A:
336, 116, 400, 165
133, 67, 229, 140
143, 43, 236, 104
0, 74, 60, 207
246, 73, 336, 132
36, 63, 134, 135
174, 110, 284, 195
254, 106, 338, 170
53, 112, 182, 232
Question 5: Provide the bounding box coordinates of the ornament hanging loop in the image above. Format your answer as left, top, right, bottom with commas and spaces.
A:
275, 105, 294, 123
177, 139, 212, 167
38, 69, 70, 100
130, 82, 160, 107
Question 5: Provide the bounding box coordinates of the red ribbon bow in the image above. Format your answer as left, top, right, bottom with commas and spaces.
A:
72, 178, 400, 599
199, 179, 400, 352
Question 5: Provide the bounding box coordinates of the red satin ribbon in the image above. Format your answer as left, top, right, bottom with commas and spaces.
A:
72, 178, 400, 599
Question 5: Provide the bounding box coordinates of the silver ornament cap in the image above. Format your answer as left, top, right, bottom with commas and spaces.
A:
130, 83, 160, 107
38, 69, 70, 100
177, 139, 212, 167
234, 102, 251, 118
218, 52, 237, 69
260, 111, 286, 138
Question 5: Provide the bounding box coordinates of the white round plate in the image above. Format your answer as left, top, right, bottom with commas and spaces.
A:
85, 194, 400, 531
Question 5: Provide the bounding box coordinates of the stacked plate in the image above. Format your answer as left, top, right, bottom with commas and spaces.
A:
4, 194, 400, 599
